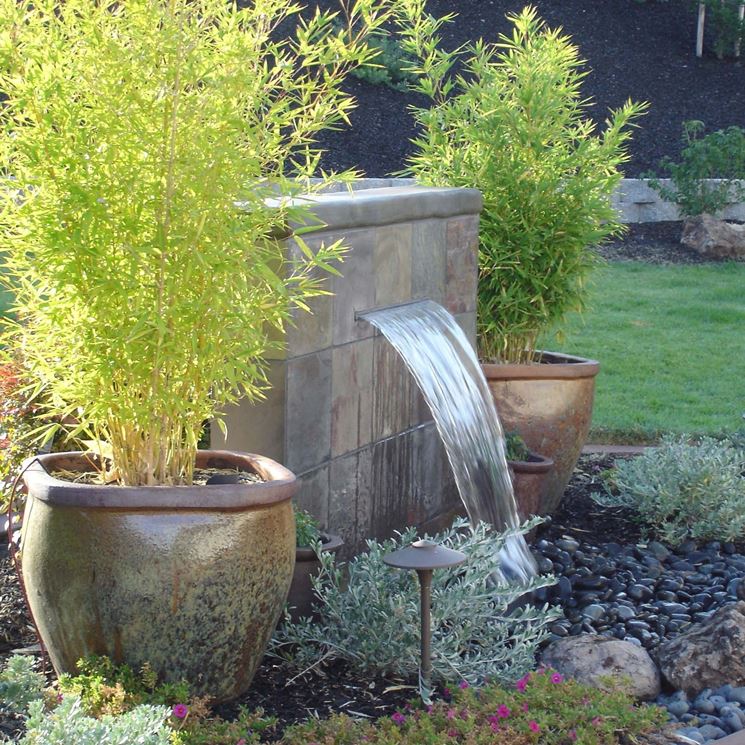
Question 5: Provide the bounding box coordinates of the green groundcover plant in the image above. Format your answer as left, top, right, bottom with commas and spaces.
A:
397, 3, 646, 363
272, 518, 559, 687
0, 655, 667, 745
595, 434, 745, 544
0, 0, 395, 486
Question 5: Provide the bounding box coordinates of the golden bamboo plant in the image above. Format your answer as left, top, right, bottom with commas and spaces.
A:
0, 0, 394, 486
397, 4, 646, 364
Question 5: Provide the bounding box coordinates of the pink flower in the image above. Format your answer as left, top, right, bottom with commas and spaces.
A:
236, 740, 247, 745
490, 720, 500, 732
529, 720, 541, 733
551, 672, 563, 684
442, 687, 452, 698
426, 705, 433, 714
446, 708, 456, 720
487, 715, 499, 726
516, 675, 529, 692
447, 729, 457, 738
391, 712, 406, 725
171, 704, 189, 719
497, 704, 511, 718
458, 680, 470, 690
592, 716, 603, 727
460, 708, 469, 720
569, 730, 577, 741
522, 702, 530, 712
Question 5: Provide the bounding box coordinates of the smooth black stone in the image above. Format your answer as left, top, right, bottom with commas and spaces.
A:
573, 549, 586, 563
626, 619, 650, 631
713, 591, 728, 604
569, 623, 583, 635
537, 557, 554, 574
727, 578, 742, 596
678, 540, 698, 555
582, 604, 605, 621
550, 622, 569, 637
604, 542, 623, 556
647, 541, 671, 561
656, 601, 690, 616
686, 573, 710, 585
670, 612, 692, 622
556, 538, 579, 554
723, 543, 736, 555
658, 578, 683, 592
656, 590, 678, 602
691, 592, 713, 608
628, 584, 653, 601
557, 576, 572, 599
671, 560, 694, 571
615, 605, 636, 622
575, 576, 606, 591
676, 590, 693, 601
689, 602, 704, 613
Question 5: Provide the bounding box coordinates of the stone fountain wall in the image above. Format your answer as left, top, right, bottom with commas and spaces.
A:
212, 182, 482, 555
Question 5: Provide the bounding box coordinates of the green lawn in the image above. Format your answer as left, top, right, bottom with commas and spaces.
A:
541, 261, 745, 442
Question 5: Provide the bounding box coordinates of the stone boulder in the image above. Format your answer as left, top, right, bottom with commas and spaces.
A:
541, 634, 661, 700
681, 214, 745, 259
658, 601, 745, 696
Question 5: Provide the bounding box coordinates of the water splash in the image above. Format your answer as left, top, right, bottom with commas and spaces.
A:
360, 299, 537, 584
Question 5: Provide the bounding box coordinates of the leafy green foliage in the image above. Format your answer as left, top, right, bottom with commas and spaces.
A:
698, 0, 745, 58
595, 434, 745, 544
272, 518, 558, 687
352, 31, 418, 90
294, 509, 322, 547
0, 0, 395, 486
396, 4, 645, 363
280, 668, 667, 745
647, 121, 745, 217
57, 656, 190, 717
22, 697, 172, 745
505, 432, 531, 462
0, 655, 45, 716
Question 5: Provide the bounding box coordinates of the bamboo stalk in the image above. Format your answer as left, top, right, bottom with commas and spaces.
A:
697, 2, 706, 57
736, 1, 745, 57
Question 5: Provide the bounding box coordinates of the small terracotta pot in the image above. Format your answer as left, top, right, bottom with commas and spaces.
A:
507, 451, 554, 522
483, 351, 599, 513
21, 450, 297, 703
287, 533, 343, 622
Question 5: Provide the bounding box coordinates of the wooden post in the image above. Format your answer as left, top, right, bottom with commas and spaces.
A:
696, 2, 706, 57
736, 2, 745, 57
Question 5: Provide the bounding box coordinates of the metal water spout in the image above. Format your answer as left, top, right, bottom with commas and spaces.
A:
383, 539, 467, 703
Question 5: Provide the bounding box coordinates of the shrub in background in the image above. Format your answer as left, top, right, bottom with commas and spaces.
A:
352, 30, 418, 90
294, 509, 322, 547
397, 3, 645, 363
647, 120, 745, 216
271, 518, 558, 686
595, 434, 745, 544
698, 0, 745, 59
0, 0, 395, 486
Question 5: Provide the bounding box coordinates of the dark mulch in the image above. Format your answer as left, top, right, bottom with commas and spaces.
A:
305, 0, 745, 179
536, 454, 645, 547
596, 220, 745, 264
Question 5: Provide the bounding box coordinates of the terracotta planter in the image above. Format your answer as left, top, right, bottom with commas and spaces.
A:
507, 451, 554, 521
483, 352, 599, 513
20, 450, 297, 703
287, 533, 343, 622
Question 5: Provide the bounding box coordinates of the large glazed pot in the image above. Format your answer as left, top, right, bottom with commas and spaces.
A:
483, 352, 599, 512
21, 450, 296, 703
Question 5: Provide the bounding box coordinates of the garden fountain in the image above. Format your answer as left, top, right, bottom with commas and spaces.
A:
360, 299, 537, 584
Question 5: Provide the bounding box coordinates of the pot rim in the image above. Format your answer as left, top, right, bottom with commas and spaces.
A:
22, 450, 297, 510
482, 350, 600, 381
296, 532, 344, 561
507, 451, 554, 474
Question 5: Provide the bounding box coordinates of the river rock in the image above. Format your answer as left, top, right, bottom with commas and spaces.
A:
681, 214, 745, 259
540, 634, 661, 700
658, 601, 745, 695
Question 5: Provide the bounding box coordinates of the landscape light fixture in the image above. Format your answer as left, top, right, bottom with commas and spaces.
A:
383, 538, 467, 704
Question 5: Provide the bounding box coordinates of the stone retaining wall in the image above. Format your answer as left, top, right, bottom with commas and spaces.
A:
612, 178, 745, 223
213, 184, 482, 555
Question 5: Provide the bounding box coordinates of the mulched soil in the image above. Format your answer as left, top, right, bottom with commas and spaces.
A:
302, 0, 745, 179
596, 220, 745, 264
